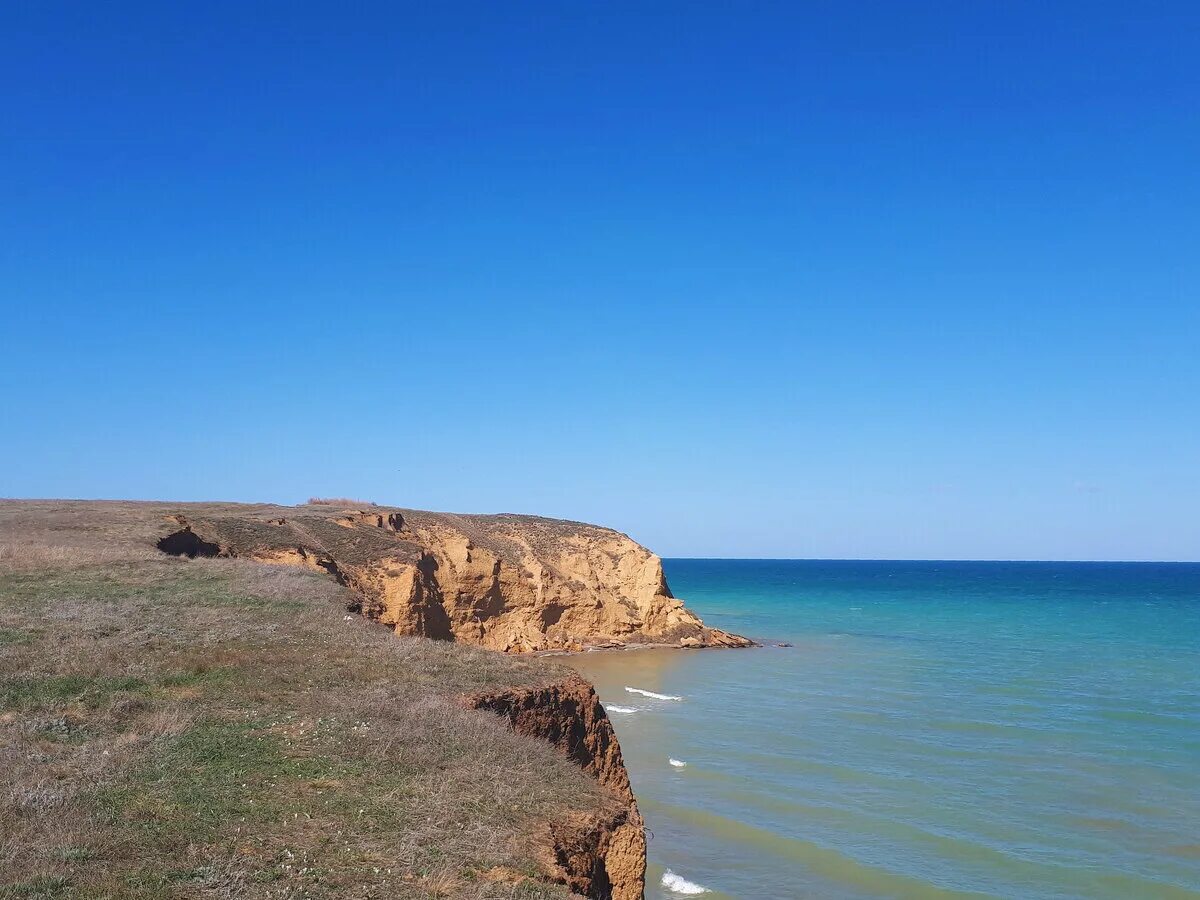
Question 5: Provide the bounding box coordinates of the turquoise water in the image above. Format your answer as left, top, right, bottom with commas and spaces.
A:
568, 560, 1200, 899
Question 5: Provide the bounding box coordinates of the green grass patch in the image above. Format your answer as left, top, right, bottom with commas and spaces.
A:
156, 667, 235, 690
95, 720, 342, 842
0, 668, 237, 713
0, 674, 149, 711
34, 723, 89, 744
0, 875, 71, 899
0, 571, 128, 603
0, 627, 33, 645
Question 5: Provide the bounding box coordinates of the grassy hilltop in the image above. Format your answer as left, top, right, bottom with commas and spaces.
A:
0, 501, 619, 899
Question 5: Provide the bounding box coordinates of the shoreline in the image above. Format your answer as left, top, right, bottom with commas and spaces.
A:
533, 638, 766, 657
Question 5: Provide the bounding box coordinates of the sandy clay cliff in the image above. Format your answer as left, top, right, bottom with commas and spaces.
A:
158, 502, 752, 653
469, 674, 648, 899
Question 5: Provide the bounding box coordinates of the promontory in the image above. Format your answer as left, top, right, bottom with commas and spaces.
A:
0, 499, 750, 900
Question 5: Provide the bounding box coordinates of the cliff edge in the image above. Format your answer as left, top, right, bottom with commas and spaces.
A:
469, 674, 646, 900
157, 502, 752, 652
0, 499, 654, 899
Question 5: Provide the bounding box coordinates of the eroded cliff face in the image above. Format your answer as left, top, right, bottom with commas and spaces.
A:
468, 675, 646, 900
157, 504, 752, 652
151, 502, 699, 897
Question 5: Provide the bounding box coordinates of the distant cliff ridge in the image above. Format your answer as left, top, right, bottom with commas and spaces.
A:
158, 503, 752, 652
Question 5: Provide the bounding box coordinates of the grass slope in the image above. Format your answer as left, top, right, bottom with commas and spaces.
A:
0, 501, 611, 899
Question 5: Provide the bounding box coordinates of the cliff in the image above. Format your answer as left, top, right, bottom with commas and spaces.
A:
156, 502, 752, 652
469, 674, 646, 900
0, 499, 656, 900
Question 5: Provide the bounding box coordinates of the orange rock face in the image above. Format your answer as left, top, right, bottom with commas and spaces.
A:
158, 504, 753, 652
468, 675, 646, 900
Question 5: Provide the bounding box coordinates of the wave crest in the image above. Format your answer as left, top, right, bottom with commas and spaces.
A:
662, 870, 709, 894
625, 686, 683, 701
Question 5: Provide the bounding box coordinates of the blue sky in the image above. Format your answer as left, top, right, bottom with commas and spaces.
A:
3, 2, 1198, 560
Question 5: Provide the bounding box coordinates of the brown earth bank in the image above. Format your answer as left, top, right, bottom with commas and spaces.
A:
0, 499, 719, 898
467, 677, 645, 900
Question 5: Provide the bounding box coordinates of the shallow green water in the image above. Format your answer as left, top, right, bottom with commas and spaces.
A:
568, 560, 1200, 898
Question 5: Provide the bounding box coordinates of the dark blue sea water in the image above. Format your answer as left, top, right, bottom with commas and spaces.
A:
569, 560, 1200, 899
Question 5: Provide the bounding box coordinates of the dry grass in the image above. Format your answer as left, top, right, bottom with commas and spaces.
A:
0, 541, 156, 572
0, 501, 601, 899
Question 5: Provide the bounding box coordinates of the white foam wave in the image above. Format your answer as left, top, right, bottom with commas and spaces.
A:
605, 705, 638, 714
668, 758, 687, 767
625, 686, 683, 701
662, 870, 709, 894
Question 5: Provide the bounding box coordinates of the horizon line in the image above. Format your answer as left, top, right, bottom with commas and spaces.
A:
662, 556, 1200, 565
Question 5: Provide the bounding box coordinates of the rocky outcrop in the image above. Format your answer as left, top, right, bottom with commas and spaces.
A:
156, 504, 752, 652
468, 674, 634, 797
468, 675, 646, 900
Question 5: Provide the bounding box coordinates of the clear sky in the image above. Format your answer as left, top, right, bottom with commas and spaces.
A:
3, 2, 1198, 560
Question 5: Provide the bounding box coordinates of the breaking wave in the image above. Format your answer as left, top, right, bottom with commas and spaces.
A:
605, 704, 638, 714
662, 870, 709, 894
669, 758, 688, 767
625, 686, 683, 701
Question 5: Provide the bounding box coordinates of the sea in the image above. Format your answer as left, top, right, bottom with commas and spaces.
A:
567, 559, 1200, 899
